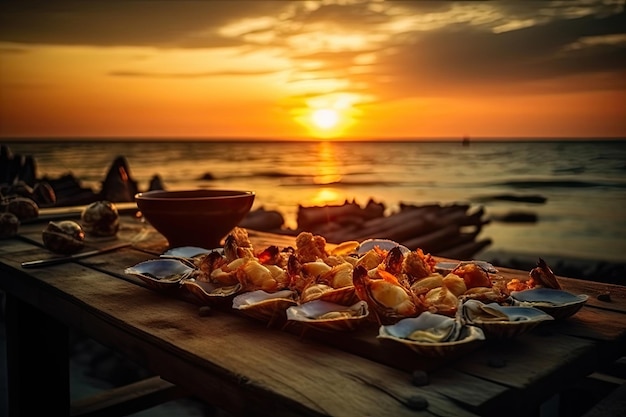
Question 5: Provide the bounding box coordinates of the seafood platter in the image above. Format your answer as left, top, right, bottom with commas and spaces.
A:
125, 227, 588, 360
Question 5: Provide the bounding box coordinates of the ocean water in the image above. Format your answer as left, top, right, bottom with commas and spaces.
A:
4, 139, 626, 263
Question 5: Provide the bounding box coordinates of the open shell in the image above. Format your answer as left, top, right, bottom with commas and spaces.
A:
124, 258, 194, 292
377, 312, 485, 358
435, 260, 497, 275
286, 300, 369, 332
357, 238, 410, 255
181, 280, 241, 305
462, 299, 554, 339
510, 288, 588, 320
232, 290, 298, 324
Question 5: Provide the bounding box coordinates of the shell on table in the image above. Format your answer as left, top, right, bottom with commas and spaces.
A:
232, 289, 298, 323
377, 311, 485, 358
356, 238, 410, 255
181, 280, 241, 305
510, 288, 588, 320
461, 299, 554, 339
286, 300, 369, 332
124, 258, 195, 291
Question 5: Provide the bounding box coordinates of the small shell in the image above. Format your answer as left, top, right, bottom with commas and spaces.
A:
357, 239, 410, 255
124, 258, 194, 291
232, 289, 297, 324
286, 300, 369, 332
462, 299, 554, 339
511, 288, 588, 319
42, 220, 85, 254
377, 312, 485, 358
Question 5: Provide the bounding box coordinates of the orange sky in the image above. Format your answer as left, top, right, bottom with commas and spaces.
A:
1, 1, 625, 140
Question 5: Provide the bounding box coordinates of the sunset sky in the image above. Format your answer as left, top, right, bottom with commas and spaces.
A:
1, 1, 625, 140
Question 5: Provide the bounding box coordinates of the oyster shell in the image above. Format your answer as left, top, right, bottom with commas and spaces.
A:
42, 220, 85, 254
124, 258, 194, 291
511, 288, 588, 320
462, 299, 554, 339
377, 312, 485, 358
161, 246, 215, 259
182, 280, 241, 305
286, 300, 369, 332
232, 289, 297, 324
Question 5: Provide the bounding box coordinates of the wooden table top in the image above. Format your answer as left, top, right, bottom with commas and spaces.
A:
1, 212, 625, 417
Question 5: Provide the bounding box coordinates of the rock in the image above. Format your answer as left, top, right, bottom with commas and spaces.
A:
99, 156, 139, 202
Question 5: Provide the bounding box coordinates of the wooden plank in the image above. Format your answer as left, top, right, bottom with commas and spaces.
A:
0, 255, 479, 417
70, 376, 187, 417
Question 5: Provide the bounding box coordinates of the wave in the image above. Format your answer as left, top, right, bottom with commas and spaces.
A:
495, 179, 626, 189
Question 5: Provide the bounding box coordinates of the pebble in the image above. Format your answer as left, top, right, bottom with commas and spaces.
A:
411, 370, 429, 386
597, 291, 611, 302
198, 306, 212, 317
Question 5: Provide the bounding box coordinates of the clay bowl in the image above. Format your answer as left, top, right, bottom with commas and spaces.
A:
135, 189, 255, 249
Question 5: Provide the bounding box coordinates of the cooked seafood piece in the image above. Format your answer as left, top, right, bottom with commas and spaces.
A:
452, 262, 492, 289
353, 265, 420, 324
295, 232, 328, 263
403, 249, 436, 281
529, 258, 561, 289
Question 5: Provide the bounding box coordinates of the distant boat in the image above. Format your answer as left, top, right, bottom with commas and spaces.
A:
462, 135, 470, 146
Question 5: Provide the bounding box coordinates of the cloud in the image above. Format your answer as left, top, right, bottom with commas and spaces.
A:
1, 0, 624, 101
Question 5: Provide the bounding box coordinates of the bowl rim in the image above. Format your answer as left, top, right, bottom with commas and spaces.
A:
135, 189, 255, 201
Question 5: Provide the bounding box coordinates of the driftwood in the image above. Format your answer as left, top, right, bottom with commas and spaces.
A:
289, 201, 492, 259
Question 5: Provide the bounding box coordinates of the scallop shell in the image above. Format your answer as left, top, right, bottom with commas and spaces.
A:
232, 289, 298, 324
357, 239, 410, 255
286, 300, 369, 332
462, 299, 554, 339
124, 258, 194, 292
510, 288, 588, 320
377, 312, 485, 358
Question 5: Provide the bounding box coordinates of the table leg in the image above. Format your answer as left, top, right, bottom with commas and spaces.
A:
5, 294, 69, 416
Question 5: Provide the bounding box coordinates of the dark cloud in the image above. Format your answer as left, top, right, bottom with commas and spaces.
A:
1, 0, 623, 100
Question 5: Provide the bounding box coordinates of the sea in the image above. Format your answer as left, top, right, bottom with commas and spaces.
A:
3, 139, 626, 264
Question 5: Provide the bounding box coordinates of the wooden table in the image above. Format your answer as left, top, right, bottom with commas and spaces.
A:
1, 211, 625, 417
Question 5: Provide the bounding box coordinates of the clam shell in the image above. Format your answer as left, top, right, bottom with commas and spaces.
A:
377, 312, 485, 358
357, 239, 410, 255
232, 290, 297, 323
124, 258, 193, 292
182, 280, 241, 305
286, 300, 369, 332
462, 299, 554, 339
511, 288, 588, 320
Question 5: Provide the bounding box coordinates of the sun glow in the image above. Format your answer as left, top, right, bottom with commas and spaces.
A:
312, 108, 340, 129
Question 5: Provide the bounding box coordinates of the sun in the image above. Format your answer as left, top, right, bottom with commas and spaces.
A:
311, 108, 340, 130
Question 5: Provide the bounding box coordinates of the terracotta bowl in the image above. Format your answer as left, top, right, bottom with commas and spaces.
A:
135, 189, 255, 249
